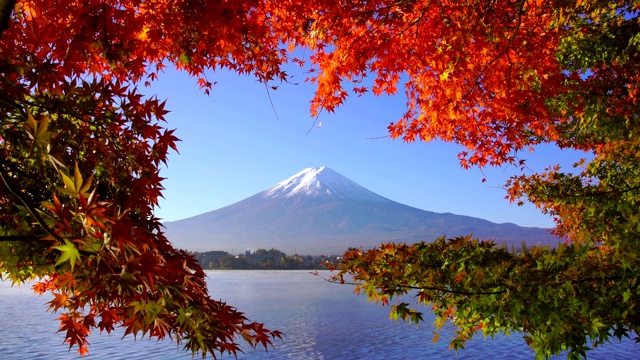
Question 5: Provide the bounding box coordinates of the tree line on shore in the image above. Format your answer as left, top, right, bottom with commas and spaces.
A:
189, 248, 339, 270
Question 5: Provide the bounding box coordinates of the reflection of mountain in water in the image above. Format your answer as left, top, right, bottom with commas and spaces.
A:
164, 166, 557, 254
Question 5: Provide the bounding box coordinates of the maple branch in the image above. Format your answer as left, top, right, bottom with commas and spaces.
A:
0, 0, 16, 36
328, 272, 631, 297
327, 277, 508, 295
579, 185, 640, 197
565, 91, 630, 98
403, 4, 429, 37
0, 159, 66, 244
463, 0, 526, 100
505, 50, 514, 93
365, 135, 391, 140
0, 235, 41, 242
570, 275, 627, 285
341, 0, 433, 73
384, 282, 508, 296
0, 92, 27, 118
1, 84, 122, 142
318, 272, 508, 295
263, 83, 280, 121
305, 112, 322, 135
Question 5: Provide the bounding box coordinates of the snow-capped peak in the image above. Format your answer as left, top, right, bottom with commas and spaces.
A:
261, 166, 390, 202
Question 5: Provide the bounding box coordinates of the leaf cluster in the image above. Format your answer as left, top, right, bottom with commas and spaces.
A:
304, 0, 640, 357
1, 0, 288, 357
333, 236, 640, 359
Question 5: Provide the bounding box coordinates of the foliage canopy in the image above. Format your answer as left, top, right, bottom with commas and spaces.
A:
0, 0, 290, 357
1, 0, 639, 358
321, 0, 640, 358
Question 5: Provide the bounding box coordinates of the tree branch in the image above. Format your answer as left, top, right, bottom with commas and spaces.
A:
326, 276, 507, 295
0, 92, 28, 118
323, 270, 631, 297
0, 159, 65, 244
0, 235, 42, 242
560, 185, 640, 198
462, 0, 526, 100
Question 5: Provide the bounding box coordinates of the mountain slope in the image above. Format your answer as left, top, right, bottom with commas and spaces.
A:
164, 167, 557, 254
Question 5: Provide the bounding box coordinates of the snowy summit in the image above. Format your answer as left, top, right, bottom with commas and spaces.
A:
261, 166, 389, 202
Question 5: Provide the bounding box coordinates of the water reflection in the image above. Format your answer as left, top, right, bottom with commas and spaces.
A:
0, 271, 637, 359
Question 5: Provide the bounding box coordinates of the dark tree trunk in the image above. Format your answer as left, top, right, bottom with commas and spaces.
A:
0, 0, 17, 36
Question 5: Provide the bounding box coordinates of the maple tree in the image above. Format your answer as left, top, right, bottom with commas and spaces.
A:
305, 0, 639, 358
0, 0, 290, 357
1, 0, 638, 358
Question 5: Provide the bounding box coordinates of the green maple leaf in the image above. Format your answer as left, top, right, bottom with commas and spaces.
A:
54, 240, 81, 270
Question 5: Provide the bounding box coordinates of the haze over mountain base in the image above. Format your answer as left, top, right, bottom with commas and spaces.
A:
164, 167, 557, 255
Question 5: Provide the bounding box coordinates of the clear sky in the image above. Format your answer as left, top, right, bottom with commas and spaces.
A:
147, 66, 587, 229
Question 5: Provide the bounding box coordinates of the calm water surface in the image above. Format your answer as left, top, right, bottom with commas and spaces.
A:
0, 270, 637, 359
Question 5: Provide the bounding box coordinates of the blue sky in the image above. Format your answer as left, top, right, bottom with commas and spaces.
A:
147, 67, 586, 229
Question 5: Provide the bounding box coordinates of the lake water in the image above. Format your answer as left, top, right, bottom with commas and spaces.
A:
0, 270, 638, 359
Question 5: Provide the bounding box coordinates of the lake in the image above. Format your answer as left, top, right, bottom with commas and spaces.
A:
0, 270, 637, 359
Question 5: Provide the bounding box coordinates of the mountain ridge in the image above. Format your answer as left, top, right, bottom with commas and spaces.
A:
164, 167, 557, 254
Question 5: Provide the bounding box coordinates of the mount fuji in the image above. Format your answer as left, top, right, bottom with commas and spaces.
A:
163, 166, 557, 255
